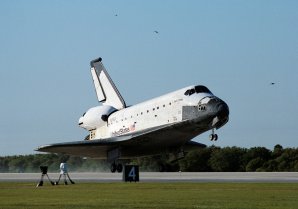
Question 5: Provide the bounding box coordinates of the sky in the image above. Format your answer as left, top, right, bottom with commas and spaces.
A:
0, 0, 297, 156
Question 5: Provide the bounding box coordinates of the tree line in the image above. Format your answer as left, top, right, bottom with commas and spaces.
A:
1, 144, 298, 172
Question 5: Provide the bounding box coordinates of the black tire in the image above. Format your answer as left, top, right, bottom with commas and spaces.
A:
110, 163, 117, 173
116, 164, 123, 173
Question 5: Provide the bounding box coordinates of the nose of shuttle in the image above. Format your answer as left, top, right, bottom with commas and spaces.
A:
209, 98, 229, 129
217, 100, 229, 120
78, 116, 84, 127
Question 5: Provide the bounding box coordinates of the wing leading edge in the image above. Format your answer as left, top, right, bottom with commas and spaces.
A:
36, 122, 206, 159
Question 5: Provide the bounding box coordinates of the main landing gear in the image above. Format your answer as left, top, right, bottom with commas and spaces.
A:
110, 162, 123, 173
209, 129, 218, 141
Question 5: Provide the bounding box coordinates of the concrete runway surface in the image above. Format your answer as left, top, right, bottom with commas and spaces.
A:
1, 172, 298, 183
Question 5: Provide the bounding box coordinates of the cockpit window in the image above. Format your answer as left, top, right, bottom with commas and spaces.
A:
195, 85, 212, 94
82, 112, 86, 117
184, 85, 212, 96
184, 90, 190, 96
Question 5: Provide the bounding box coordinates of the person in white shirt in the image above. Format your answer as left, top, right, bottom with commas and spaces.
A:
55, 163, 75, 185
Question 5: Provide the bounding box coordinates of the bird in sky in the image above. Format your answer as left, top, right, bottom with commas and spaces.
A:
154, 30, 159, 34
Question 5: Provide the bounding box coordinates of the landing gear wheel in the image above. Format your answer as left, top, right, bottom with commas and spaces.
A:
110, 163, 117, 173
209, 134, 218, 141
116, 163, 123, 173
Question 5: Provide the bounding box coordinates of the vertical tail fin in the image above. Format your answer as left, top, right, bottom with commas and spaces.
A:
90, 58, 126, 110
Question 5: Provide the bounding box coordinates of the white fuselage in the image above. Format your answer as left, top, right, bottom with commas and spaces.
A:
79, 86, 214, 140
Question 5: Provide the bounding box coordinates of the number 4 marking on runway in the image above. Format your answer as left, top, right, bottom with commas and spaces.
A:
128, 166, 136, 181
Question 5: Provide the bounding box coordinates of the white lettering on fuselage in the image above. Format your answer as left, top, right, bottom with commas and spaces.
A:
111, 123, 136, 136
112, 127, 130, 136
174, 98, 183, 103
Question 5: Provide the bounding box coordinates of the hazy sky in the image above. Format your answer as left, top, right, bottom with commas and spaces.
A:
0, 0, 297, 155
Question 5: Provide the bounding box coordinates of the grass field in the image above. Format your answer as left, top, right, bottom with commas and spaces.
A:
0, 182, 298, 209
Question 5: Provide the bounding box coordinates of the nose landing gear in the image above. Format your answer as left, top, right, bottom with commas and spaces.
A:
209, 129, 218, 141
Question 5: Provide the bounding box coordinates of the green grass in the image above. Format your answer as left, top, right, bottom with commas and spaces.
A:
0, 182, 298, 209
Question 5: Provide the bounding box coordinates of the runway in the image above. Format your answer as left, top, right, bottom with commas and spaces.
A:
1, 172, 298, 183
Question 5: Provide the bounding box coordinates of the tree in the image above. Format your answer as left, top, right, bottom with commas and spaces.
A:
263, 159, 279, 171
209, 147, 246, 172
275, 148, 298, 171
246, 157, 265, 171
179, 148, 212, 171
0, 157, 9, 172
8, 156, 26, 172
272, 144, 283, 158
